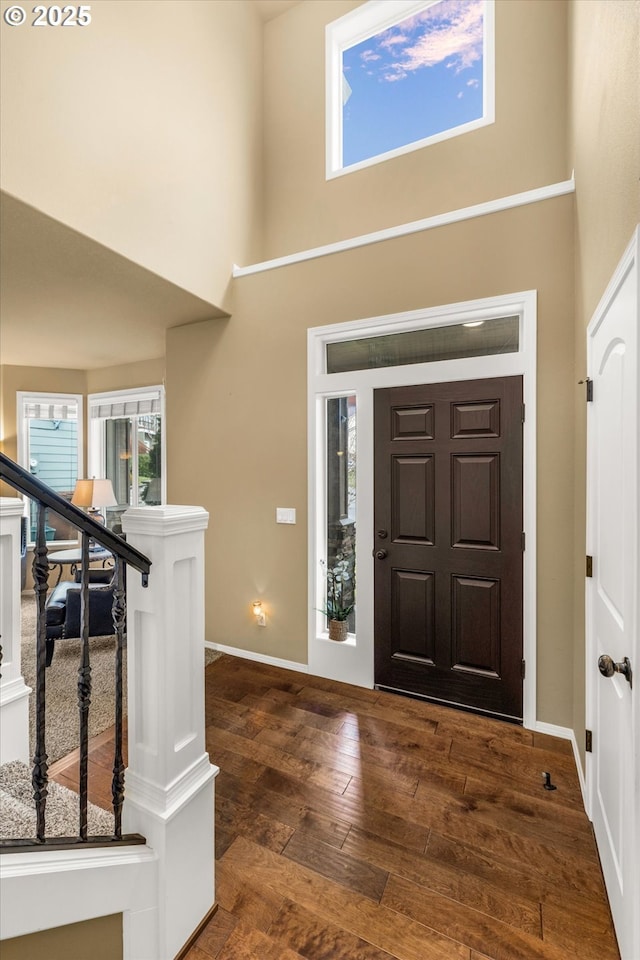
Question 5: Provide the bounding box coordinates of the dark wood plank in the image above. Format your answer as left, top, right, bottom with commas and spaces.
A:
541, 901, 619, 960
382, 873, 568, 960
191, 906, 237, 958
223, 836, 469, 960
342, 826, 542, 938
215, 859, 285, 932
269, 899, 397, 960
282, 829, 389, 902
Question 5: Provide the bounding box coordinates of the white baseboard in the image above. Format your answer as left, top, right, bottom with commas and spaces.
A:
206, 641, 309, 675
533, 721, 587, 812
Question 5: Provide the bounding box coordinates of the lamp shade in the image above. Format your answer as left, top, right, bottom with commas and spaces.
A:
72, 478, 118, 509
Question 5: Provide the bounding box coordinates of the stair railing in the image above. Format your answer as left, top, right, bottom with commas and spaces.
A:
0, 451, 151, 852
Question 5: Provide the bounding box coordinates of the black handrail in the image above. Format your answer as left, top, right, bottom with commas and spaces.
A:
0, 451, 148, 852
0, 452, 151, 584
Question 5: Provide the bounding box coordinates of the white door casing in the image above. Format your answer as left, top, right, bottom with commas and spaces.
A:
586, 227, 639, 960
307, 291, 538, 729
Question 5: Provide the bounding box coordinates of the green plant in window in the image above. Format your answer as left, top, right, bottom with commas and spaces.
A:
318, 554, 355, 622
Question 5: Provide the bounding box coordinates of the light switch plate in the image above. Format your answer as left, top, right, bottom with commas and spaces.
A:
276, 507, 296, 524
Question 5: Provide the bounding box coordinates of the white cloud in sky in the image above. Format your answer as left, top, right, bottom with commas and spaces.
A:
360, 49, 382, 63
467, 77, 480, 87
377, 0, 484, 83
457, 91, 464, 98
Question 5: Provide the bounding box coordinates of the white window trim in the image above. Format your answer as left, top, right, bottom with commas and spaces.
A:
307, 291, 537, 730
326, 0, 495, 180
87, 385, 167, 508
17, 391, 84, 548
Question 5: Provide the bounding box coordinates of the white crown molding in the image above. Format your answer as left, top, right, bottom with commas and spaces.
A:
0, 497, 27, 517
0, 677, 31, 706
122, 505, 209, 537
125, 754, 218, 822
233, 176, 575, 278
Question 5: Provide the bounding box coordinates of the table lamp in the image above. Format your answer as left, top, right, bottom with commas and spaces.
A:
71, 478, 118, 525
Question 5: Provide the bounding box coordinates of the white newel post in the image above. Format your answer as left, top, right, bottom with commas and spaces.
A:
121, 505, 217, 960
0, 497, 31, 765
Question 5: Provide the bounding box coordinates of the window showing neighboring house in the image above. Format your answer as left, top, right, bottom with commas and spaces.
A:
88, 386, 166, 532
17, 392, 83, 546
326, 0, 495, 178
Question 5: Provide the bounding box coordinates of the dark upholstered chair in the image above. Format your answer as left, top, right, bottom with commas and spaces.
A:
45, 567, 116, 666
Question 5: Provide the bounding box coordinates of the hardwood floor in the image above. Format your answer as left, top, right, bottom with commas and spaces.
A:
52, 654, 620, 960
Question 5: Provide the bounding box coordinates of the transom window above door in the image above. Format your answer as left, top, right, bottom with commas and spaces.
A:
326, 0, 495, 178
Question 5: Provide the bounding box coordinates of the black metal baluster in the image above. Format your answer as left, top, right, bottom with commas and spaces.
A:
32, 503, 49, 841
77, 533, 91, 840
111, 559, 126, 838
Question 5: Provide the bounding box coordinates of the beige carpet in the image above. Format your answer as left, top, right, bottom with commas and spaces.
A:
21, 592, 222, 765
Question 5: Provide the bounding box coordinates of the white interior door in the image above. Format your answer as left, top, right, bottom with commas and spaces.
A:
587, 227, 639, 960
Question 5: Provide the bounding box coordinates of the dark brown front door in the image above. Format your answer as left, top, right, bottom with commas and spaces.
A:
374, 376, 524, 721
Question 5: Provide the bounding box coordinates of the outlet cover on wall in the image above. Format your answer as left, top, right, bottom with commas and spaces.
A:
276, 507, 296, 524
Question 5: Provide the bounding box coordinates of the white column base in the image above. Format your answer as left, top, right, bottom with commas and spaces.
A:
123, 756, 218, 959
0, 677, 31, 765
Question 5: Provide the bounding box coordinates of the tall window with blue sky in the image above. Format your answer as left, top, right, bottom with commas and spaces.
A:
341, 0, 486, 169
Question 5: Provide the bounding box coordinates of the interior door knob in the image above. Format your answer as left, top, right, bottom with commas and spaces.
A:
375, 549, 388, 560
598, 654, 633, 688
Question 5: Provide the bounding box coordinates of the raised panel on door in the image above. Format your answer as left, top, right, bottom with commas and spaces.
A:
391, 569, 435, 663
451, 454, 500, 550
451, 575, 501, 677
391, 456, 435, 544
374, 376, 523, 720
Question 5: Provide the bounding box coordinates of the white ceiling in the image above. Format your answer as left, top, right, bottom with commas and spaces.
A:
0, 193, 226, 371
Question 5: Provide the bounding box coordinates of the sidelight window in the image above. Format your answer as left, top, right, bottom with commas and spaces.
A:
326, 396, 356, 635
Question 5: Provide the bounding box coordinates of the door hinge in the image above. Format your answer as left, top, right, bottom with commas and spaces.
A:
521, 659, 526, 679
586, 729, 593, 753
521, 403, 526, 423
579, 377, 594, 402
586, 555, 593, 578
521, 532, 526, 551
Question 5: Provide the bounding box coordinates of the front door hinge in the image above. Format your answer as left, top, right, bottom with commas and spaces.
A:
586, 555, 593, 578
579, 377, 594, 402
586, 729, 593, 753
521, 532, 526, 551
521, 659, 526, 679
521, 403, 526, 423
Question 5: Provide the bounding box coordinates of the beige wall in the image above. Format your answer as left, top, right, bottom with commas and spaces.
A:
168, 195, 575, 726
263, 0, 569, 259
86, 357, 165, 395
2, 913, 122, 960
568, 0, 640, 765
0, 0, 264, 310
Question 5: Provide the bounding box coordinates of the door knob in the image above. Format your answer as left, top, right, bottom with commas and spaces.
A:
598, 654, 633, 688
375, 549, 388, 560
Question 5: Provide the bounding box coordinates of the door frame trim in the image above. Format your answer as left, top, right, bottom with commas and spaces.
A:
307, 290, 538, 729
